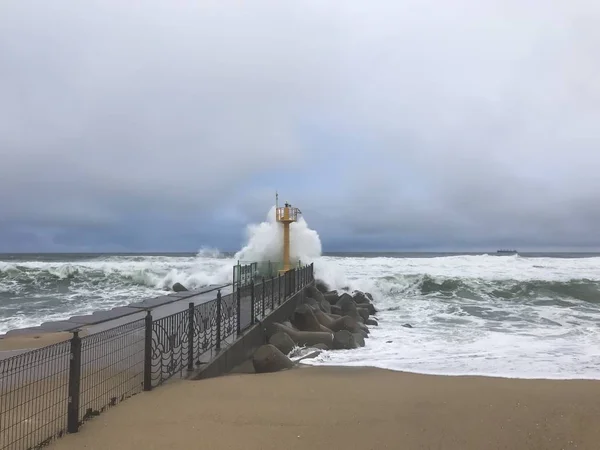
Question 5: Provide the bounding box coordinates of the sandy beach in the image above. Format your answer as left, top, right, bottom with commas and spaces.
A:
0, 331, 90, 353
46, 365, 600, 450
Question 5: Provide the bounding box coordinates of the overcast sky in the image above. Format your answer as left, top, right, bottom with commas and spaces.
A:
1, 0, 599, 252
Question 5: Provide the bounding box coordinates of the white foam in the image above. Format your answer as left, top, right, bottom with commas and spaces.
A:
234, 205, 322, 266
3, 212, 600, 380
302, 255, 600, 380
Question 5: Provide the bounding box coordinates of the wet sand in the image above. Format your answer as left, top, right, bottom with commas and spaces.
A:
47, 366, 600, 450
0, 331, 87, 353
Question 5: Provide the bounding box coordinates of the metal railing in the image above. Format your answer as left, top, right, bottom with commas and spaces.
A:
0, 263, 314, 450
236, 260, 304, 279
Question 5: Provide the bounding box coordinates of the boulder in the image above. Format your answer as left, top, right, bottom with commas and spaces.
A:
252, 344, 294, 373
313, 309, 361, 333
352, 332, 366, 347
323, 292, 340, 305
330, 305, 342, 315
352, 291, 370, 304
365, 318, 378, 326
319, 300, 332, 314
172, 282, 188, 292
295, 350, 323, 363
292, 304, 330, 333
365, 292, 374, 301
356, 322, 370, 334
268, 332, 295, 355
354, 329, 369, 339
356, 307, 370, 321
281, 320, 295, 329
315, 280, 330, 293
267, 322, 334, 348
333, 330, 357, 350
313, 343, 330, 351
402, 323, 413, 329
358, 303, 377, 315
337, 296, 360, 320
303, 297, 319, 309
305, 285, 327, 305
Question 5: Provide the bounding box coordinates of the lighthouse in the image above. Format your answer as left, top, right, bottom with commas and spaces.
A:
275, 193, 301, 274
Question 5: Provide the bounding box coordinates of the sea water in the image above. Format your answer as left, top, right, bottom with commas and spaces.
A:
1, 208, 600, 379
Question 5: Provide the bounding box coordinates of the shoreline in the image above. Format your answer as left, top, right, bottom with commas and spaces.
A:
48, 365, 600, 450
301, 360, 600, 381
0, 330, 88, 353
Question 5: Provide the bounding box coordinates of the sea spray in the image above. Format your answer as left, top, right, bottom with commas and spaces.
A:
3, 248, 600, 379
233, 206, 354, 292
234, 205, 322, 265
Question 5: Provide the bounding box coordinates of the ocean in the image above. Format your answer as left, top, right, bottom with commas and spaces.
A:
2, 250, 600, 380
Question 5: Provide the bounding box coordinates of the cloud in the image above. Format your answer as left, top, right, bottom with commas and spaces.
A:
1, 0, 599, 251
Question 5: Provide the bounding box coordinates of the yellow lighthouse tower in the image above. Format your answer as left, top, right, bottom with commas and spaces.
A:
275, 193, 301, 274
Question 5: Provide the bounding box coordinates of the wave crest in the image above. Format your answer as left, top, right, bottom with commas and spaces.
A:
375, 273, 600, 304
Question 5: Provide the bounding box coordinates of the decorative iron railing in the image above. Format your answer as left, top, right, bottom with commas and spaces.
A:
232, 262, 257, 290
236, 260, 304, 279
0, 263, 314, 450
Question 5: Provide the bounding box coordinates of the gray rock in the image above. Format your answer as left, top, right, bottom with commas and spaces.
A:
252, 344, 294, 373
313, 343, 330, 350
352, 291, 370, 304
356, 307, 370, 321
352, 332, 366, 347
267, 322, 334, 348
172, 282, 188, 292
319, 300, 331, 314
315, 280, 330, 293
323, 292, 340, 305
303, 297, 319, 308
330, 304, 342, 315
333, 330, 357, 350
337, 295, 360, 320
354, 329, 368, 339
305, 285, 327, 305
357, 302, 377, 315
402, 323, 413, 328
268, 332, 295, 355
292, 304, 324, 332
295, 350, 322, 363
365, 318, 379, 326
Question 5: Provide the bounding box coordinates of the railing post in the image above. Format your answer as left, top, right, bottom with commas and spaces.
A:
67, 330, 82, 433
187, 302, 194, 371
278, 274, 281, 305
271, 275, 275, 310
236, 285, 241, 336
262, 277, 266, 317
250, 281, 256, 324
216, 290, 222, 350
143, 311, 153, 391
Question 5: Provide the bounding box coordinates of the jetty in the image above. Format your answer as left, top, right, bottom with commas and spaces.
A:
0, 201, 378, 450
0, 260, 314, 450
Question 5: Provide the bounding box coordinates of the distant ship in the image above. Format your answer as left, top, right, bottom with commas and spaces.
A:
496, 249, 518, 255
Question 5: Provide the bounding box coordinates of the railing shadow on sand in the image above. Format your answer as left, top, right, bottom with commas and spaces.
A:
0, 263, 314, 450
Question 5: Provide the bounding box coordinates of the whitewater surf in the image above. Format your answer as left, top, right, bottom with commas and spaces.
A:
2, 208, 600, 379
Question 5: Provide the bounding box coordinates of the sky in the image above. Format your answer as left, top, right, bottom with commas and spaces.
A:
1, 0, 600, 252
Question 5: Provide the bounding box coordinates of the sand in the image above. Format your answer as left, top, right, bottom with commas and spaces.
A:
44, 366, 600, 450
0, 331, 88, 352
